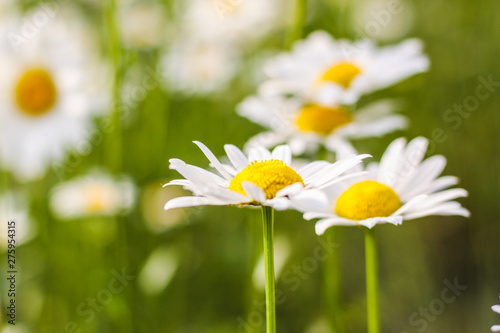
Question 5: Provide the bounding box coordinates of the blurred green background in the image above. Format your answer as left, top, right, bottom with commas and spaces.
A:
1, 0, 499, 332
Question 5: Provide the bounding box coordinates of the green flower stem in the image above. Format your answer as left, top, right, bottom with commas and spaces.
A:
364, 227, 380, 333
323, 228, 344, 332
106, 0, 123, 174
287, 0, 307, 48
261, 206, 276, 333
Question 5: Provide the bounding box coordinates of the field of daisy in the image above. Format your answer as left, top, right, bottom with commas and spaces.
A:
0, 0, 499, 332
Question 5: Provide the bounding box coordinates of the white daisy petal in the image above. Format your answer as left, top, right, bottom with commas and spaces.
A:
315, 218, 356, 235
164, 196, 226, 210
298, 161, 332, 180
404, 201, 470, 220
169, 159, 228, 187
304, 211, 335, 220
163, 179, 192, 187
400, 155, 447, 200
249, 147, 273, 162
272, 145, 292, 165
426, 176, 460, 193
290, 189, 329, 213
242, 181, 267, 203
193, 141, 233, 180
393, 136, 429, 192
308, 154, 371, 187
316, 171, 368, 190
224, 144, 249, 171
492, 325, 500, 332
492, 305, 500, 314
275, 183, 304, 198
413, 189, 468, 211
377, 137, 407, 186
391, 194, 428, 216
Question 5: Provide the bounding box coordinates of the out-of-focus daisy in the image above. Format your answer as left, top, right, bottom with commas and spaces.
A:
181, 0, 282, 46
138, 246, 178, 296
252, 236, 291, 290
141, 182, 190, 233
261, 30, 429, 105
0, 192, 37, 251
50, 170, 135, 219
238, 94, 407, 155
160, 37, 239, 94
297, 137, 469, 234
118, 0, 166, 49
164, 141, 370, 211
352, 0, 415, 43
492, 303, 500, 332
0, 10, 109, 181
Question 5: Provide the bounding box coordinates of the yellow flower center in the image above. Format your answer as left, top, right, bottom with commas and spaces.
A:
319, 62, 361, 88
335, 180, 401, 220
15, 68, 58, 116
295, 104, 352, 136
83, 185, 113, 214
228, 160, 304, 199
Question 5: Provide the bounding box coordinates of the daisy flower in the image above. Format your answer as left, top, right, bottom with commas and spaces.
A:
492, 303, 500, 332
0, 10, 109, 181
298, 137, 470, 234
163, 141, 370, 211
260, 30, 429, 105
50, 170, 135, 220
238, 94, 407, 155
160, 37, 240, 94
163, 141, 369, 332
118, 0, 167, 49
181, 0, 282, 47
0, 191, 37, 252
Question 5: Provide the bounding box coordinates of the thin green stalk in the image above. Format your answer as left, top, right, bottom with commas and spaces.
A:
106, 0, 123, 174
364, 227, 380, 333
323, 228, 344, 332
287, 0, 307, 48
261, 206, 276, 333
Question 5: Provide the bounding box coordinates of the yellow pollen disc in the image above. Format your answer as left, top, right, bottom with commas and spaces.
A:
15, 68, 58, 116
84, 185, 113, 214
228, 160, 304, 199
295, 104, 352, 136
319, 62, 361, 89
335, 180, 401, 220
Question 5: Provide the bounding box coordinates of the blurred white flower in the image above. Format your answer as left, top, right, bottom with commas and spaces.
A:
161, 37, 239, 94
261, 30, 429, 105
352, 0, 415, 42
492, 304, 500, 332
295, 137, 470, 234
253, 236, 291, 290
50, 170, 135, 219
0, 9, 110, 181
118, 0, 167, 49
0, 192, 37, 252
239, 94, 407, 155
138, 246, 178, 296
141, 182, 190, 233
181, 0, 282, 46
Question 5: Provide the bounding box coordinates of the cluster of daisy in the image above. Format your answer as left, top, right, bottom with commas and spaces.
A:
160, 0, 285, 94
165, 30, 468, 232
163, 28, 469, 332
0, 2, 136, 230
